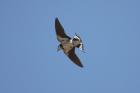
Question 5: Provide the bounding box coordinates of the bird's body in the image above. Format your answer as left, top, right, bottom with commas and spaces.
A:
61, 42, 73, 54
55, 18, 84, 67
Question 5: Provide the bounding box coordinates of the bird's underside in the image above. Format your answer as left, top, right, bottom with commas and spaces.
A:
62, 43, 73, 55
55, 18, 83, 68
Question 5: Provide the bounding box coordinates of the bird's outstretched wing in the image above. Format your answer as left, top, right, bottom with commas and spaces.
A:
67, 48, 83, 67
55, 18, 71, 43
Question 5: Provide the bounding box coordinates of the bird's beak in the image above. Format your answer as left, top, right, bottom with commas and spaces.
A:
79, 43, 85, 53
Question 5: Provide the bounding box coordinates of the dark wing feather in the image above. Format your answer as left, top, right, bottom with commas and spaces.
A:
67, 48, 83, 67
55, 18, 71, 43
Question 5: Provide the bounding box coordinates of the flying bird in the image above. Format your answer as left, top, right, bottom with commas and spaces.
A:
55, 18, 84, 67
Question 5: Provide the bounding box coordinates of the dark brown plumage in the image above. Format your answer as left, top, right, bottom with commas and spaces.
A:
55, 18, 71, 40
67, 48, 83, 67
55, 18, 83, 68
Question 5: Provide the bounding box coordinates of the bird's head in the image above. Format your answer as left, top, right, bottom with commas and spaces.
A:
73, 33, 84, 52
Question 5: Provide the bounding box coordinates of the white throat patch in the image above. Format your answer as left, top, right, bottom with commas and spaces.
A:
79, 43, 83, 51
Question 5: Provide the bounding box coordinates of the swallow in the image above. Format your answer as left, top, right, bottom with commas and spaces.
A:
55, 18, 84, 68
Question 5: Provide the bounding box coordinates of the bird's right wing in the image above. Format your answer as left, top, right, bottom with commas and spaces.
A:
67, 48, 83, 67
55, 18, 71, 44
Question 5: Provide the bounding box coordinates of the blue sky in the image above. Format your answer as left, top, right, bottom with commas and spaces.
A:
0, 0, 140, 93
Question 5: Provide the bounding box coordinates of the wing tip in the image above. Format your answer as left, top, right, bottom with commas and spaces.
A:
55, 17, 60, 26
55, 17, 59, 22
78, 63, 84, 68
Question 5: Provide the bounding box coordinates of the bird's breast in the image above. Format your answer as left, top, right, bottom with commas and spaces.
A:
62, 43, 73, 54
